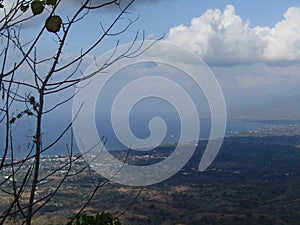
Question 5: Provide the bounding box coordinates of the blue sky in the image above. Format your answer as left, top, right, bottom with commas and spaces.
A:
1, 0, 300, 155
1, 0, 300, 121
68, 0, 300, 153
136, 0, 300, 35
115, 1, 300, 120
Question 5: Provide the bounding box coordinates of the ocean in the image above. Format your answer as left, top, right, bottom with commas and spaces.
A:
0, 119, 292, 157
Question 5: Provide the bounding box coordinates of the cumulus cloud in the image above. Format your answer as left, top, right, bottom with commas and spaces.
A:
261, 7, 300, 62
167, 5, 300, 67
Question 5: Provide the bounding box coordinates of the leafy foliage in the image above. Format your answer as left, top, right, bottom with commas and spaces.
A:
31, 0, 44, 15
9, 95, 37, 124
20, 4, 29, 12
68, 212, 121, 225
9, 109, 33, 124
0, 0, 136, 224
46, 0, 57, 6
19, 0, 62, 33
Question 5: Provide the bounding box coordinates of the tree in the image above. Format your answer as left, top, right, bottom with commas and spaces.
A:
0, 0, 145, 224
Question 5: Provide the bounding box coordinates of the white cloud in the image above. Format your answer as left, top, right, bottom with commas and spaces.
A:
146, 33, 156, 39
167, 5, 300, 67
262, 7, 300, 62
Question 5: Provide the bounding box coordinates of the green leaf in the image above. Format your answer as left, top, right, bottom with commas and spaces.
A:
20, 4, 29, 12
16, 112, 23, 119
114, 219, 122, 225
31, 0, 44, 15
29, 96, 35, 105
101, 212, 113, 224
46, 0, 57, 6
24, 109, 33, 116
9, 117, 16, 125
45, 15, 62, 33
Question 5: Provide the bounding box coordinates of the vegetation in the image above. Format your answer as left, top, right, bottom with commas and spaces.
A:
70, 212, 121, 225
1, 134, 299, 224
0, 0, 143, 224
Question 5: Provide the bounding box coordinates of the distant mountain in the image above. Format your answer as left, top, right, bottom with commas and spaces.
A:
227, 91, 300, 120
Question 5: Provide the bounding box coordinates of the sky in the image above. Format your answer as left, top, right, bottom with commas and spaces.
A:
95, 0, 300, 121
2, 1, 300, 121
1, 0, 300, 154
67, 0, 300, 152
137, 0, 300, 120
